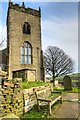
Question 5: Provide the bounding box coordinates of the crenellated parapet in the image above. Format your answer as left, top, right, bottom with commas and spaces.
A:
8, 1, 41, 17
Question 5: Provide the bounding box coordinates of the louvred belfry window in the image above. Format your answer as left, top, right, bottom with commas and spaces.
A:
23, 22, 31, 34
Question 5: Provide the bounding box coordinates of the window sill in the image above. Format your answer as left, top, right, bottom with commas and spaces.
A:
21, 63, 32, 65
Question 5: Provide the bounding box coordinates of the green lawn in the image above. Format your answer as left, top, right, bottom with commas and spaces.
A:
54, 87, 80, 93
72, 79, 78, 83
22, 81, 50, 89
20, 105, 48, 119
70, 73, 80, 77
22, 81, 80, 93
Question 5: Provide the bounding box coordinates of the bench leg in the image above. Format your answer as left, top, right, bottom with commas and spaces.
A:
49, 102, 51, 115
60, 97, 63, 104
37, 100, 40, 111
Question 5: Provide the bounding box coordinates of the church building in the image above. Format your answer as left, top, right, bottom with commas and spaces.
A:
5, 1, 45, 81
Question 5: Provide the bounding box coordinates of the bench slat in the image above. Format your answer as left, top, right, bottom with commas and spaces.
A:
37, 98, 51, 102
51, 95, 62, 106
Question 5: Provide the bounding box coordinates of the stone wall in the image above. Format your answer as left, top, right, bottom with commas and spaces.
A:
23, 84, 53, 113
23, 88, 36, 113
0, 76, 52, 117
0, 78, 23, 117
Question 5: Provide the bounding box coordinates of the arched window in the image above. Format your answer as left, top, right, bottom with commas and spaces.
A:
21, 41, 32, 64
23, 22, 31, 34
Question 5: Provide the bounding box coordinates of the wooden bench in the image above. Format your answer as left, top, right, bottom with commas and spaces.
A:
35, 87, 62, 114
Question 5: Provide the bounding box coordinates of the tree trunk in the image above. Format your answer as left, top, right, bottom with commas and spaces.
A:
52, 75, 55, 86
52, 64, 55, 86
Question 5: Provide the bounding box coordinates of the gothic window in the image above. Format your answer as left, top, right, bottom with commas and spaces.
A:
23, 22, 31, 34
21, 41, 32, 64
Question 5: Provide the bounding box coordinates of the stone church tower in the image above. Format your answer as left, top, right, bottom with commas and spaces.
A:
6, 1, 45, 81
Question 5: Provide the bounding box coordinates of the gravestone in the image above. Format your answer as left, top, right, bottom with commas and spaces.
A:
63, 75, 72, 90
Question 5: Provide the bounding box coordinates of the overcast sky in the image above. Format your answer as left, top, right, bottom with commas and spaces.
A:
0, 1, 79, 73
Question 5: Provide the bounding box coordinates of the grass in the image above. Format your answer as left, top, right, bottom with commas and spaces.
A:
20, 105, 48, 119
54, 87, 80, 93
22, 81, 80, 93
22, 81, 50, 89
20, 105, 60, 120
72, 79, 78, 83
70, 73, 80, 77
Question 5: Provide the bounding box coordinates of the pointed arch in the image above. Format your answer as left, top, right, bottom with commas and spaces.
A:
21, 41, 32, 64
23, 22, 31, 34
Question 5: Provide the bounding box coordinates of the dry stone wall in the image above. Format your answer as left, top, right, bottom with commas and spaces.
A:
0, 78, 23, 117
23, 84, 53, 113
0, 76, 53, 117
23, 88, 36, 113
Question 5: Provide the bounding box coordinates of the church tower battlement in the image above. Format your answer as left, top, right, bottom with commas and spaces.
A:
7, 1, 41, 17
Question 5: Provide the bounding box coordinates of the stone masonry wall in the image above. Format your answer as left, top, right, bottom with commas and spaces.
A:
0, 76, 53, 117
23, 84, 53, 113
0, 78, 23, 117
7, 2, 42, 81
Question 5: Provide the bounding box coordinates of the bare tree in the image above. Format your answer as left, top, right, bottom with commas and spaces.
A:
0, 30, 7, 48
0, 36, 6, 47
44, 46, 74, 84
0, 30, 7, 70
